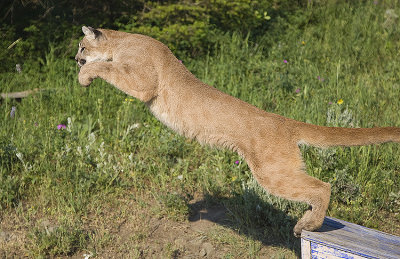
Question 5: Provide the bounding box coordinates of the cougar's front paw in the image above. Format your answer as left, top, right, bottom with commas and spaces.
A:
78, 66, 94, 87
78, 72, 93, 87
293, 222, 304, 238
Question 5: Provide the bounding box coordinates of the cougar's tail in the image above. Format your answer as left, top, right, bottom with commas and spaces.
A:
296, 122, 400, 148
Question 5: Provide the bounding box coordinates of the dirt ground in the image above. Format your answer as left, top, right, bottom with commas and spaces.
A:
0, 193, 300, 258
2, 190, 400, 258
82, 195, 299, 258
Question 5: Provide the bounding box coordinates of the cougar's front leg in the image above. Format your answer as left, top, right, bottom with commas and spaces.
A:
78, 62, 99, 87
78, 61, 158, 102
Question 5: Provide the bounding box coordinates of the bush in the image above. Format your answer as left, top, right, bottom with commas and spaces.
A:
0, 0, 287, 69
117, 0, 273, 57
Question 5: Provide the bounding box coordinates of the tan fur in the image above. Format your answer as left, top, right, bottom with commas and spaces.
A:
75, 26, 400, 237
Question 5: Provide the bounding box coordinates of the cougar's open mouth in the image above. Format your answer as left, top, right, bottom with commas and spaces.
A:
76, 59, 86, 67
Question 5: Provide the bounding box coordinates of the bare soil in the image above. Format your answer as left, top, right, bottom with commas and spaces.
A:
0, 193, 299, 258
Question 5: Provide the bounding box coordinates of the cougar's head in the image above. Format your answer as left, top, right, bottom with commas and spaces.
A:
75, 26, 112, 67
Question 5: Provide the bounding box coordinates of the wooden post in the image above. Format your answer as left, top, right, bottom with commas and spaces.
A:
301, 217, 400, 259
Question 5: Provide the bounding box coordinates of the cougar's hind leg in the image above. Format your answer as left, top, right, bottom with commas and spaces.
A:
247, 145, 331, 237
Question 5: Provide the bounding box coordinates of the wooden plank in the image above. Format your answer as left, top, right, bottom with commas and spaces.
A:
301, 238, 311, 259
1, 88, 42, 99
301, 217, 400, 259
310, 242, 366, 259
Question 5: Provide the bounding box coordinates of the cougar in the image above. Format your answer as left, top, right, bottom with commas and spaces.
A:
75, 26, 400, 237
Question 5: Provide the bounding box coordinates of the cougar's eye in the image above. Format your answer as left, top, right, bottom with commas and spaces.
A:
80, 47, 85, 53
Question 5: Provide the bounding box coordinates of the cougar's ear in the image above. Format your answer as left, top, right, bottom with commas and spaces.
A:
82, 26, 102, 40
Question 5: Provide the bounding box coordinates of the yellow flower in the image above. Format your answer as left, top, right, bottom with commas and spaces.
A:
231, 176, 237, 182
301, 41, 306, 45
337, 99, 344, 105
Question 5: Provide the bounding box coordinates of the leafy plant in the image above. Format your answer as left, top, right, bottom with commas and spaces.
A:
28, 223, 88, 257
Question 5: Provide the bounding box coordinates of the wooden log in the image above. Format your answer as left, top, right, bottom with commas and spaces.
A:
1, 88, 42, 99
301, 217, 400, 259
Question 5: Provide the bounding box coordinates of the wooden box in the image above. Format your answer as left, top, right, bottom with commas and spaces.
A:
301, 217, 400, 259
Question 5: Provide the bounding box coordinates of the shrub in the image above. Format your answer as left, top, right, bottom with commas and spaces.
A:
117, 0, 273, 57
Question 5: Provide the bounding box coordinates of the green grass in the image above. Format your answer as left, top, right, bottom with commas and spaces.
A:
1, 1, 400, 257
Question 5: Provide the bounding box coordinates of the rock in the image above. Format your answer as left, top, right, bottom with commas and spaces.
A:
202, 242, 214, 257
0, 231, 9, 242
199, 248, 207, 257
174, 238, 185, 247
40, 219, 57, 235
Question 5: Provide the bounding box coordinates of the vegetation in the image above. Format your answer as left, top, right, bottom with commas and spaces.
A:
1, 0, 400, 257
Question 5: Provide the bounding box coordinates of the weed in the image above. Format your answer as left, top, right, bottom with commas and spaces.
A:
157, 192, 190, 221
27, 223, 88, 257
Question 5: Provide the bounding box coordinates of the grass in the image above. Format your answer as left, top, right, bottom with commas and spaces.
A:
1, 1, 400, 257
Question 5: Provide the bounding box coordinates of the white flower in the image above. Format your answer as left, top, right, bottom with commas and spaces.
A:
128, 153, 134, 163
77, 146, 82, 156
98, 142, 105, 159
65, 144, 71, 153
67, 117, 73, 132
15, 64, 22, 73
88, 132, 96, 144
16, 152, 24, 162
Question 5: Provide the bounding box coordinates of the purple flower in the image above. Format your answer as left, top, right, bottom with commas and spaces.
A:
10, 106, 16, 118
235, 160, 239, 164
283, 59, 288, 64
295, 88, 301, 93
328, 101, 333, 105
57, 124, 66, 130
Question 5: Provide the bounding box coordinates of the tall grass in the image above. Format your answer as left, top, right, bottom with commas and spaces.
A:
1, 1, 400, 257
189, 0, 400, 230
